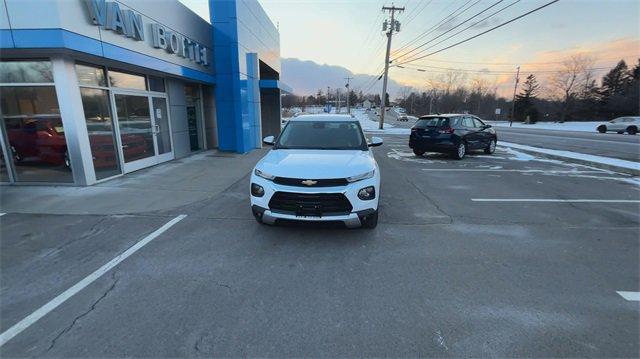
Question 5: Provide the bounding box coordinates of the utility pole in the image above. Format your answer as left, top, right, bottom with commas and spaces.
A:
327, 86, 331, 112
428, 89, 435, 114
410, 94, 415, 115
509, 66, 520, 127
379, 4, 404, 129
344, 76, 353, 114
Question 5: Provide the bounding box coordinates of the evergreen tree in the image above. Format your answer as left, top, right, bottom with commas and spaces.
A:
514, 74, 540, 122
600, 59, 637, 117
600, 60, 630, 98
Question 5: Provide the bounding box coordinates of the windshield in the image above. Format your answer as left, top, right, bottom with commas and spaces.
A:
276, 120, 367, 150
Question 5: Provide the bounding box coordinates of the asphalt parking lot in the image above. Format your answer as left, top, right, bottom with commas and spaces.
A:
1, 135, 639, 357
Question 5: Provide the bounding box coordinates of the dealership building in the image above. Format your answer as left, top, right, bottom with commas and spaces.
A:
0, 0, 288, 185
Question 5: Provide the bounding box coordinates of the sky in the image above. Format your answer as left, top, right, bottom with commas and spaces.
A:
180, 0, 640, 96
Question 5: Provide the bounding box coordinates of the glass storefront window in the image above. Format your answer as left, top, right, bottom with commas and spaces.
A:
0, 86, 73, 183
80, 88, 121, 180
148, 76, 165, 92
76, 64, 107, 87
108, 69, 146, 90
0, 60, 54, 83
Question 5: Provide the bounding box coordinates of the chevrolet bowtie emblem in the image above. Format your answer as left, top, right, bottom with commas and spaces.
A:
301, 179, 318, 186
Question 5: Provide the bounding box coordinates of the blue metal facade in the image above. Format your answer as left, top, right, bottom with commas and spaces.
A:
0, 29, 216, 83
210, 0, 282, 153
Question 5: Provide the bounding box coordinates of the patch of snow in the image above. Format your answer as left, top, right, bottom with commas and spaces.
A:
488, 121, 604, 133
499, 141, 640, 173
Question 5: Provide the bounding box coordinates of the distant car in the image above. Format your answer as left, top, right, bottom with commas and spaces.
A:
409, 114, 497, 160
597, 116, 639, 135
397, 115, 408, 121
393, 107, 406, 115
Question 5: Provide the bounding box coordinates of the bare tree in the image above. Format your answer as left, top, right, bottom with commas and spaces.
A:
549, 54, 596, 122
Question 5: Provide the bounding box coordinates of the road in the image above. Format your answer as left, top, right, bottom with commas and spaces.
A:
374, 110, 640, 162
1, 136, 639, 357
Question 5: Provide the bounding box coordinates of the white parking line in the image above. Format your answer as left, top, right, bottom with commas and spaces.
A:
0, 213, 5, 217
617, 291, 640, 301
422, 169, 604, 174
0, 214, 187, 347
471, 199, 640, 203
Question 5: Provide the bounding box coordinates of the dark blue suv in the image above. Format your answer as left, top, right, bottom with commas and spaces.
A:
409, 114, 497, 159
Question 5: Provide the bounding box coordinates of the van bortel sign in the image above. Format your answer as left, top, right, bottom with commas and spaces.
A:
84, 0, 209, 66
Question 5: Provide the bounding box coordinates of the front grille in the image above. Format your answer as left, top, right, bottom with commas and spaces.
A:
269, 191, 353, 216
273, 177, 348, 187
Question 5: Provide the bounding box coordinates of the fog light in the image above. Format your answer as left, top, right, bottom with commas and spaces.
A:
358, 186, 376, 200
251, 183, 265, 197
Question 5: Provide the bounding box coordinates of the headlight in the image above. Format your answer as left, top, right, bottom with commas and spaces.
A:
251, 183, 265, 197
358, 186, 376, 200
346, 170, 375, 183
254, 168, 275, 180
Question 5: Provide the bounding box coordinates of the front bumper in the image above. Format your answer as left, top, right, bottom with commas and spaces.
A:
253, 206, 372, 228
250, 174, 379, 228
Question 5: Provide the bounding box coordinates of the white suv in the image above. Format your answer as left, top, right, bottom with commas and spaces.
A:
250, 115, 383, 228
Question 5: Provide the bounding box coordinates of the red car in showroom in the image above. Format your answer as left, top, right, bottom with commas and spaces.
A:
5, 115, 148, 169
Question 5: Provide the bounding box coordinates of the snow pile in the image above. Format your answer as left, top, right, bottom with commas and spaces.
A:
488, 121, 603, 133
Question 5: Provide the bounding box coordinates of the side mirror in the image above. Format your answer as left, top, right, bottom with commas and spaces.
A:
368, 136, 383, 147
263, 135, 275, 146
483, 124, 492, 129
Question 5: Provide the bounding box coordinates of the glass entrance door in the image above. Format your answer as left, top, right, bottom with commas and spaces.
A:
113, 93, 174, 173
151, 97, 172, 161
114, 93, 156, 172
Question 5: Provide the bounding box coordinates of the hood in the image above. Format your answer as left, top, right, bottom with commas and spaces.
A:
256, 149, 375, 179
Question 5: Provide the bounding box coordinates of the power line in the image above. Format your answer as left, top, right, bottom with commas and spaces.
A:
402, 0, 433, 28
397, 0, 522, 64
393, 0, 508, 63
395, 0, 562, 66
398, 63, 611, 74
398, 54, 639, 66
393, 0, 478, 57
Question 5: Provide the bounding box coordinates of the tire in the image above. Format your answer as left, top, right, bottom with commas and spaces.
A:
361, 210, 378, 229
453, 141, 466, 160
627, 126, 637, 135
413, 149, 425, 156
484, 139, 497, 154
597, 125, 606, 133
